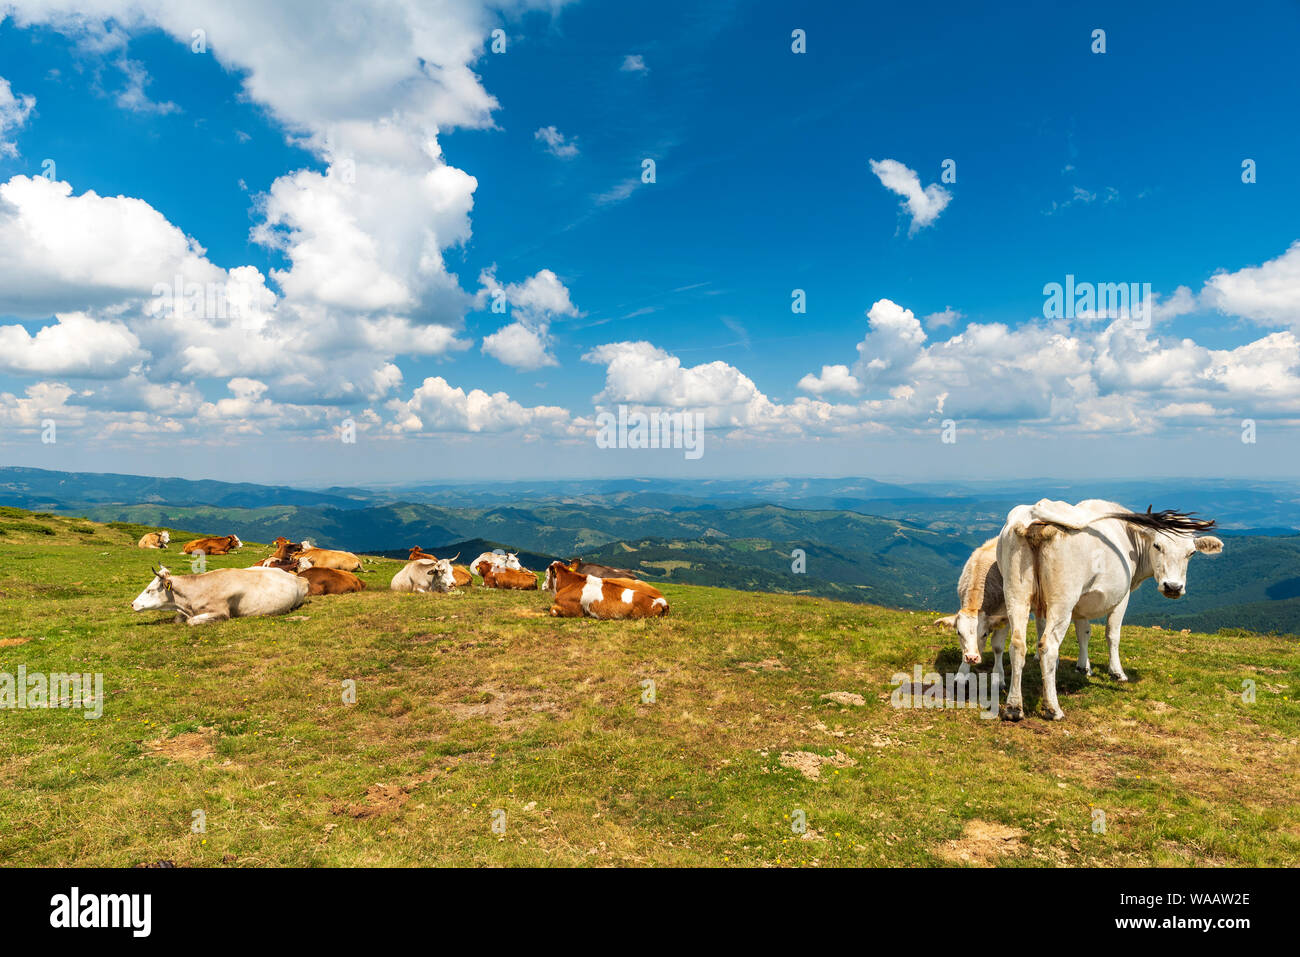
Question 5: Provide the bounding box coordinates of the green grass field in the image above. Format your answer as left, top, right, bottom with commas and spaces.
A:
1, 507, 1296, 867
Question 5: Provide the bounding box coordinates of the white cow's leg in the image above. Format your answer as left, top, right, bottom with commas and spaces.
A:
1003, 609, 1030, 721
1074, 617, 1093, 675
990, 625, 1007, 688
1105, 593, 1130, 682
1039, 608, 1072, 720
185, 612, 227, 626
955, 659, 972, 685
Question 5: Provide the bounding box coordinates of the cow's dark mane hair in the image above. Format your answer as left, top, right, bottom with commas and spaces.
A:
1107, 505, 1216, 534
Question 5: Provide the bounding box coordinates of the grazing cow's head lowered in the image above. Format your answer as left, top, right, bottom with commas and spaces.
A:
132, 566, 177, 612
1114, 507, 1223, 599
936, 610, 1007, 664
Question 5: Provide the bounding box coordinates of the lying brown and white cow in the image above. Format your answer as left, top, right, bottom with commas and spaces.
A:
390, 557, 457, 593
251, 538, 304, 568
483, 565, 538, 590
137, 530, 170, 549
131, 565, 307, 625
546, 561, 668, 619
409, 547, 472, 586
295, 561, 366, 596
544, 558, 641, 593
181, 534, 242, 555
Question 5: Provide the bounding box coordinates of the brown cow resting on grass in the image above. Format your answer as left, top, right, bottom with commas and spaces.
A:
409, 547, 472, 586
137, 531, 170, 549
545, 561, 668, 619
181, 534, 242, 555
252, 538, 304, 568
296, 564, 366, 595
545, 558, 642, 593
482, 565, 538, 590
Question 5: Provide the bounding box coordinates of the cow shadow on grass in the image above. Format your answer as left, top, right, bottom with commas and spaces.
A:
929, 647, 1142, 715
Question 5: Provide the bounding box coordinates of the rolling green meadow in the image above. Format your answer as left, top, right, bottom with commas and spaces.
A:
1, 506, 1296, 867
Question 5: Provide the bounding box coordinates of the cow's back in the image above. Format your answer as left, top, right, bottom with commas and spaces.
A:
183, 567, 307, 616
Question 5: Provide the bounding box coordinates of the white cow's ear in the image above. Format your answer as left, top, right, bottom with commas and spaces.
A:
1195, 536, 1224, 555
934, 615, 958, 628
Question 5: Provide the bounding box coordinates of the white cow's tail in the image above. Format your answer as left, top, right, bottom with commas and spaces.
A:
1004, 499, 1095, 541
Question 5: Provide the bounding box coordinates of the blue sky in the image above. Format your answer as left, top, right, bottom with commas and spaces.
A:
0, 0, 1298, 484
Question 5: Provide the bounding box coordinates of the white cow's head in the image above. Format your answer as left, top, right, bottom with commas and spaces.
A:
1148, 531, 1223, 599
937, 610, 1007, 663
504, 551, 522, 570
428, 558, 457, 592
132, 566, 178, 612
230, 535, 243, 550
158, 531, 170, 546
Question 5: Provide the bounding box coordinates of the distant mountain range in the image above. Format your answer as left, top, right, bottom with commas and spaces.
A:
3, 466, 1297, 634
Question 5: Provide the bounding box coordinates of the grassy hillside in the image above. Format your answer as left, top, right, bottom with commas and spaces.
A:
0, 506, 1296, 867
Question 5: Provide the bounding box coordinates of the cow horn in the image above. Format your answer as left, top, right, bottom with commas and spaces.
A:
450, 552, 460, 562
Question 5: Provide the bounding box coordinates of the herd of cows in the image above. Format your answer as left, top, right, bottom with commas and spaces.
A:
128, 497, 1223, 720
130, 531, 670, 625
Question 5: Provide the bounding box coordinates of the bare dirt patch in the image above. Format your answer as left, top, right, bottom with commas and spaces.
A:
935, 820, 1025, 866
333, 752, 494, 819
441, 685, 560, 726
779, 749, 857, 780
0, 637, 31, 647
821, 691, 865, 706
145, 727, 218, 764
737, 658, 788, 672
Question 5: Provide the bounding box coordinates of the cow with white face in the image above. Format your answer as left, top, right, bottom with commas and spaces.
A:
131, 565, 309, 625
998, 500, 1223, 721
390, 558, 458, 593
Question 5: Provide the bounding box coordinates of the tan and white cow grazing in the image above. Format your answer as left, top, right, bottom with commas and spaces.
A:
997, 499, 1222, 721
137, 531, 170, 549
181, 534, 242, 555
294, 547, 363, 572
390, 558, 457, 593
935, 538, 1009, 686
131, 565, 308, 625
546, 562, 668, 619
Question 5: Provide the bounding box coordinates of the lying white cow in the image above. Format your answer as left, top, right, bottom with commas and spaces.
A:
390, 558, 457, 593
998, 499, 1222, 721
131, 565, 309, 625
469, 551, 522, 577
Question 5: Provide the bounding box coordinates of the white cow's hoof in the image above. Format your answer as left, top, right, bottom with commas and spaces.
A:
1109, 669, 1129, 682
1075, 663, 1093, 676
1001, 703, 1023, 722
1044, 707, 1066, 721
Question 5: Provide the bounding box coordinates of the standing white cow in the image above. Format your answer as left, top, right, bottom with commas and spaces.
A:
131, 565, 309, 624
390, 558, 458, 593
998, 499, 1222, 721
